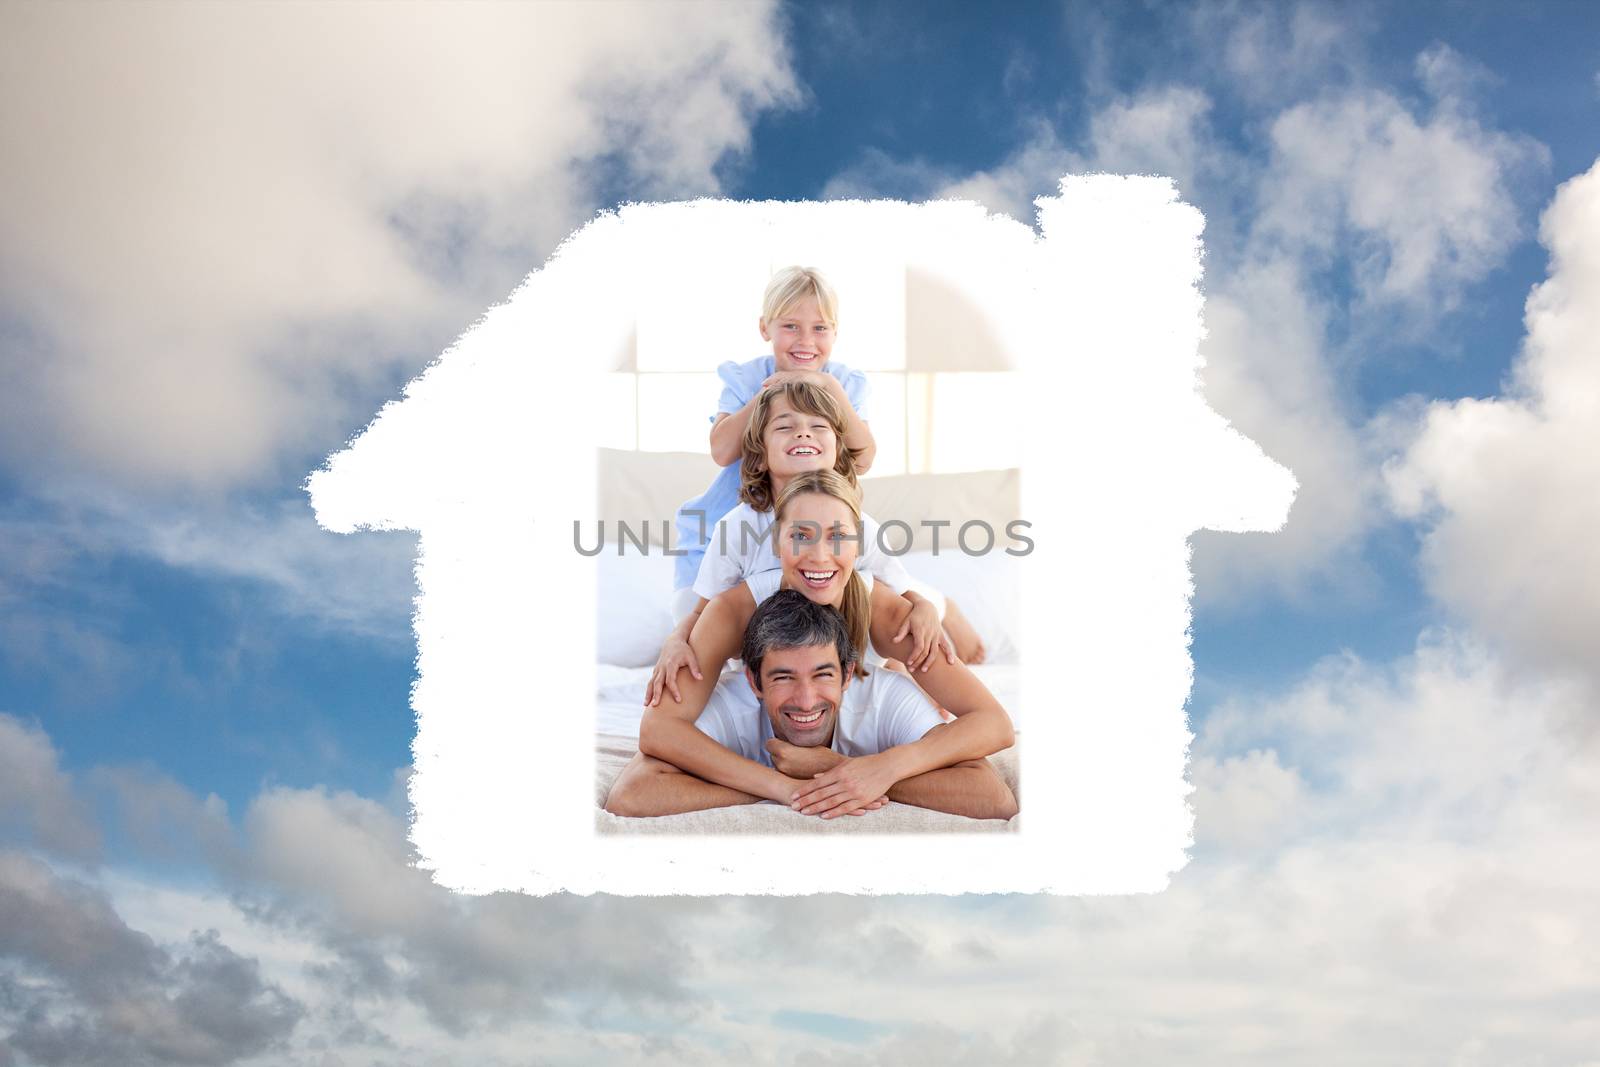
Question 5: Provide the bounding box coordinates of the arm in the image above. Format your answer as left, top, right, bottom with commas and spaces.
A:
881, 755, 1017, 821
636, 588, 807, 804
644, 597, 708, 706
768, 740, 1014, 820
840, 408, 876, 474
858, 518, 952, 670
820, 373, 875, 473
709, 405, 755, 467
892, 590, 956, 672
869, 582, 1013, 755
604, 752, 764, 817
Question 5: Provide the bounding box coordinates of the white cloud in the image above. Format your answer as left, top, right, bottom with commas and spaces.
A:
1413, 42, 1499, 105
1257, 85, 1544, 311
817, 13, 1548, 605
822, 87, 1214, 228
0, 715, 100, 861
242, 786, 434, 937
0, 852, 303, 1066
720, 633, 1600, 1063
1190, 253, 1380, 602
238, 784, 712, 1036
1189, 746, 1306, 850
1189, 76, 1540, 600
0, 1, 797, 488
1201, 2, 1369, 101
1067, 86, 1216, 191
1, 492, 417, 685
87, 493, 418, 641
6, 628, 1600, 1062
816, 88, 1336, 602
820, 148, 957, 205
924, 88, 1215, 225
1193, 632, 1597, 844
865, 49, 1541, 603
0, 712, 713, 1060
88, 766, 233, 866
1386, 156, 1600, 685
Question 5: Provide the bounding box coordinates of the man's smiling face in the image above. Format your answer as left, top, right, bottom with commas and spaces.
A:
746, 643, 850, 748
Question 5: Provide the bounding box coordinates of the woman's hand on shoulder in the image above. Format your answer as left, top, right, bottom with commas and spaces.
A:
656, 585, 752, 706
644, 633, 702, 707
893, 595, 958, 673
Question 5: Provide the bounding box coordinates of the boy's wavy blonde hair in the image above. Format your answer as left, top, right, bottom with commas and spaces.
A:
773, 468, 871, 673
762, 266, 839, 327
739, 379, 862, 513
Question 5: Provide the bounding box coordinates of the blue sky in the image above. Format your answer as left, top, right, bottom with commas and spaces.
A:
3, 1, 1600, 1062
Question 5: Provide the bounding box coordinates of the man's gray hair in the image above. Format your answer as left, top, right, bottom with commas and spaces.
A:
741, 589, 858, 686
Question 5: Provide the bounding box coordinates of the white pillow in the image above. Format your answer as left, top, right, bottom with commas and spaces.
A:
890, 549, 1020, 664
595, 550, 676, 667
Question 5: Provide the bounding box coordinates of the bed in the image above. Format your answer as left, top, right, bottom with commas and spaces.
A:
593, 455, 1023, 833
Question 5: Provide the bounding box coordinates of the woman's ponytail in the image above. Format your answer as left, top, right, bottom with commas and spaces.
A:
839, 569, 872, 677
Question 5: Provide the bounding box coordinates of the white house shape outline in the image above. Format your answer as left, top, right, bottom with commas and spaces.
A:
309, 176, 1296, 896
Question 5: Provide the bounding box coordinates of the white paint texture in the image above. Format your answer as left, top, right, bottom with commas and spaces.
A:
308, 178, 1296, 894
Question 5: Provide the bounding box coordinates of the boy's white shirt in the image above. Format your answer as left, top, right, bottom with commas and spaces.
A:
690, 501, 947, 619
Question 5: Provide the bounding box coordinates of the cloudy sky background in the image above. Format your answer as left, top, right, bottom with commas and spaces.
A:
3, 1, 1599, 1062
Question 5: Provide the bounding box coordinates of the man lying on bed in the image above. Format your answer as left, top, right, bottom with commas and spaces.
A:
605, 589, 1018, 821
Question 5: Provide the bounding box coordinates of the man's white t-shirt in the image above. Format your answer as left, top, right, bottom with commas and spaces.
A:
690, 502, 946, 618
694, 663, 944, 767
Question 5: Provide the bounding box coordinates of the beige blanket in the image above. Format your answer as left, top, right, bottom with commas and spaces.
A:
594, 733, 1021, 834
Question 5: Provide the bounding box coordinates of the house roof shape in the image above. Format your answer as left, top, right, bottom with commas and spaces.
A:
306, 175, 1297, 896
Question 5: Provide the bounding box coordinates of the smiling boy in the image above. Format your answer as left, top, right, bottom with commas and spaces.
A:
671, 267, 876, 600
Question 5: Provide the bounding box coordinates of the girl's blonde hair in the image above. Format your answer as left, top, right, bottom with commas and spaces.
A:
774, 469, 871, 672
761, 266, 839, 327
739, 379, 862, 512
